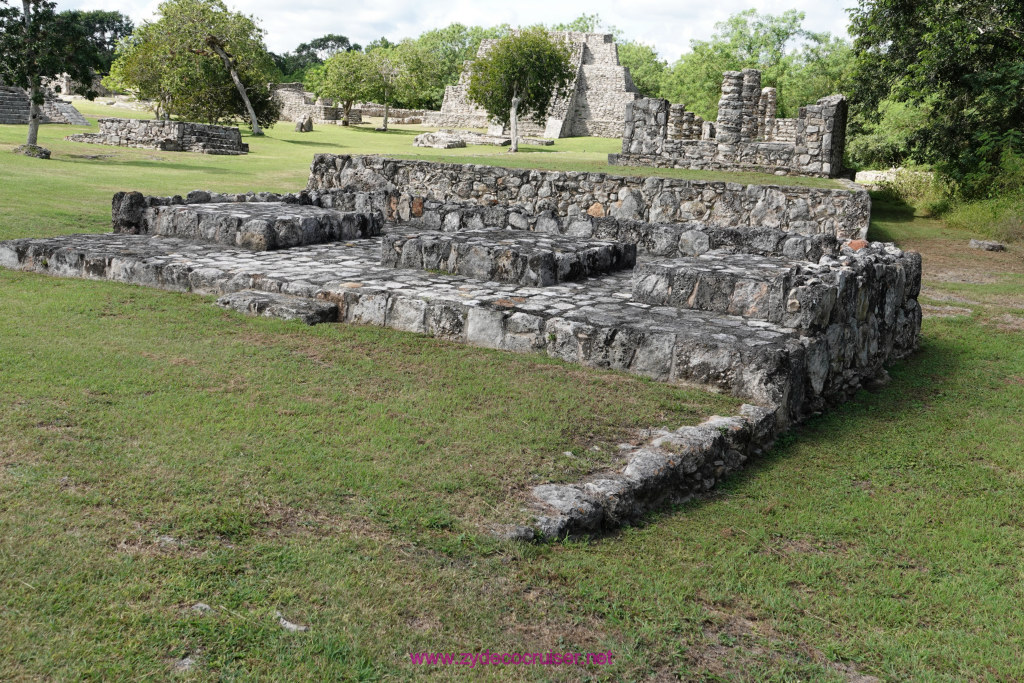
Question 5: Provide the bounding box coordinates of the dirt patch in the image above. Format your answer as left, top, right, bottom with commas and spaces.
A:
993, 314, 1024, 332
921, 304, 973, 318
688, 604, 880, 682
919, 287, 981, 305
250, 496, 395, 543
764, 535, 854, 557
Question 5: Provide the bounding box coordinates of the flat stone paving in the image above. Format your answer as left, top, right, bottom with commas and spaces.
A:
381, 229, 636, 287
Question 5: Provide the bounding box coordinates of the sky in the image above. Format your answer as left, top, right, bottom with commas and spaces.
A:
62, 0, 859, 61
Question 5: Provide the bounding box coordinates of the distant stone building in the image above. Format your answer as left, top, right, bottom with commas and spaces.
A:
425, 32, 639, 139
610, 69, 849, 178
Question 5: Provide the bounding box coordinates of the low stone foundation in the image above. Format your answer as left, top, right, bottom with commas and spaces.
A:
66, 118, 249, 155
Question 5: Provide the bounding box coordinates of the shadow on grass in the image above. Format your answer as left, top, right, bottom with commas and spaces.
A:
595, 333, 965, 541
279, 138, 348, 147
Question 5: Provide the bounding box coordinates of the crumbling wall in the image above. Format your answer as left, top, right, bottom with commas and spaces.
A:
306, 154, 871, 239
611, 69, 849, 178
66, 118, 248, 154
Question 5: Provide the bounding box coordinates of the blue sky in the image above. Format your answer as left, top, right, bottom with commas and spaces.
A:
62, 0, 858, 61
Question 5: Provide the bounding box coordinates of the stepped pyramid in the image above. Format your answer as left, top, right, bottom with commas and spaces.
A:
0, 86, 89, 126
427, 32, 639, 139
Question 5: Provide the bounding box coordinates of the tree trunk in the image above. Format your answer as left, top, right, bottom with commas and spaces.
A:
509, 96, 520, 153
341, 100, 351, 126
382, 96, 389, 132
23, 0, 40, 147
208, 39, 263, 136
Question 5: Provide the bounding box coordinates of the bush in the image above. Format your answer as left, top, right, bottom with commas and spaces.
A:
873, 167, 949, 215
937, 148, 1024, 241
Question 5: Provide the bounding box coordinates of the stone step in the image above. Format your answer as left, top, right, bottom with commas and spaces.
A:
216, 290, 338, 325
115, 199, 382, 250
631, 252, 836, 331
381, 229, 636, 287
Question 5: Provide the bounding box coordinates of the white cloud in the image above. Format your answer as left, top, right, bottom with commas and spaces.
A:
61, 0, 857, 60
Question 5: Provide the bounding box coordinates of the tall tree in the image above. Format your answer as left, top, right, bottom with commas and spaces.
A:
61, 9, 133, 75
0, 0, 102, 152
105, 0, 279, 133
363, 47, 403, 131
410, 23, 508, 109
849, 0, 1024, 196
273, 33, 359, 82
305, 50, 369, 125
617, 41, 666, 99
467, 28, 574, 152
661, 9, 823, 119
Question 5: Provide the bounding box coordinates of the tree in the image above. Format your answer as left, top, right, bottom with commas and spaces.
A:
661, 9, 822, 119
0, 0, 102, 152
467, 28, 574, 152
849, 0, 1024, 197
409, 23, 508, 109
306, 50, 369, 126
61, 9, 133, 75
617, 41, 666, 98
105, 0, 279, 134
272, 33, 359, 82
363, 47, 404, 131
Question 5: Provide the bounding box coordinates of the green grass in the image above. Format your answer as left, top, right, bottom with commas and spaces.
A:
1, 111, 1023, 680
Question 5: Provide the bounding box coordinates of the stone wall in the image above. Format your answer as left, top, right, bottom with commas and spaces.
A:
66, 118, 248, 155
611, 69, 849, 178
426, 32, 638, 138
306, 154, 871, 239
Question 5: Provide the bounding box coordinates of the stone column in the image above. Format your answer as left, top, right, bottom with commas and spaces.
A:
758, 87, 777, 141
740, 69, 761, 142
715, 71, 744, 145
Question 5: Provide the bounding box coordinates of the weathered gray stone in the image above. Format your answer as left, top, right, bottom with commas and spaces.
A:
216, 290, 338, 324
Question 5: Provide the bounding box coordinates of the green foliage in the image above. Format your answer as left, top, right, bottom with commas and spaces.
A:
105, 0, 279, 129
58, 9, 133, 75
660, 9, 851, 120
271, 33, 359, 83
849, 0, 1024, 198
467, 27, 574, 143
408, 23, 509, 109
847, 97, 932, 168
943, 149, 1024, 242
617, 41, 666, 98
0, 0, 103, 97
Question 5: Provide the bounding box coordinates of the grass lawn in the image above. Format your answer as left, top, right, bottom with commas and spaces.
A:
1, 109, 1023, 680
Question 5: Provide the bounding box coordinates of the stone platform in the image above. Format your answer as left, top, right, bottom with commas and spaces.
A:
0, 227, 920, 426
114, 201, 381, 251
381, 230, 636, 286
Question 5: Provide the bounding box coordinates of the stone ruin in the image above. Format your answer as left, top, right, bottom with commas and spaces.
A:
425, 32, 640, 138
66, 118, 249, 155
270, 83, 363, 125
611, 69, 848, 178
0, 153, 920, 538
0, 84, 89, 126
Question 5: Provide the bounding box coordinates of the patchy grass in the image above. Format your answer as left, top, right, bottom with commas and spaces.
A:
0, 114, 1022, 680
